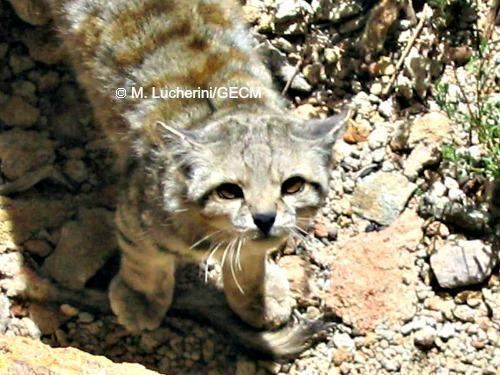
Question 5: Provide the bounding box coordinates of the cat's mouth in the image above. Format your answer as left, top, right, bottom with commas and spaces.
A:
249, 228, 288, 242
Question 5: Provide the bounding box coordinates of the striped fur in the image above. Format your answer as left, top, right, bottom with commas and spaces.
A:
48, 0, 347, 356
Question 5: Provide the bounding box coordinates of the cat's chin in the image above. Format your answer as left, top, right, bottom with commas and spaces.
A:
249, 231, 288, 243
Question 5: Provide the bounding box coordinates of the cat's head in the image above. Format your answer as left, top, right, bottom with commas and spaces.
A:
159, 110, 347, 247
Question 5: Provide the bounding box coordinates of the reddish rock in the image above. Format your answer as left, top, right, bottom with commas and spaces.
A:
0, 335, 159, 374
326, 210, 423, 333
342, 120, 371, 144
313, 222, 328, 239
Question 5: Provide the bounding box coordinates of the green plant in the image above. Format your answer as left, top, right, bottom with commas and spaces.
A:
433, 1, 500, 179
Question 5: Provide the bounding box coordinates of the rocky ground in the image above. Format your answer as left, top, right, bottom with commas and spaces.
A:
0, 0, 499, 374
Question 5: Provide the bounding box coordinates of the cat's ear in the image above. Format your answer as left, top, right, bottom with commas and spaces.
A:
291, 108, 351, 147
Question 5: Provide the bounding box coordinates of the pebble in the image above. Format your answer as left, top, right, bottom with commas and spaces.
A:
378, 99, 393, 118
414, 327, 437, 349
332, 333, 355, 352
63, 159, 89, 184
453, 305, 476, 323
437, 323, 456, 340
430, 240, 497, 288
78, 312, 95, 323
60, 304, 79, 317
9, 54, 35, 74
23, 239, 53, 257
0, 96, 40, 127
235, 357, 256, 375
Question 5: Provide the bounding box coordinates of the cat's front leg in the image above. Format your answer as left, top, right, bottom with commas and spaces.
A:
222, 250, 295, 330
109, 253, 175, 333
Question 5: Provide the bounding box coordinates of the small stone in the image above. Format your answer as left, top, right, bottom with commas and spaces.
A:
0, 96, 40, 128
21, 28, 65, 65
235, 357, 256, 375
314, 222, 328, 238
332, 348, 353, 366
443, 177, 459, 190
8, 54, 35, 74
279, 65, 312, 92
448, 188, 465, 201
403, 142, 441, 180
414, 326, 436, 348
302, 63, 325, 85
430, 240, 497, 288
11, 80, 37, 101
292, 104, 323, 119
343, 119, 371, 144
63, 159, 89, 184
324, 47, 341, 63
34, 71, 60, 92
332, 333, 355, 351
60, 304, 79, 317
471, 339, 486, 349
453, 305, 476, 322
378, 99, 393, 118
352, 171, 417, 225
407, 112, 452, 148
372, 58, 395, 76
0, 130, 55, 180
327, 227, 338, 241
438, 323, 456, 340
483, 289, 500, 325
42, 208, 117, 289
7, 0, 51, 25
23, 239, 52, 257
425, 221, 450, 238
370, 82, 383, 96
274, 0, 312, 22
77, 312, 94, 323
367, 126, 389, 150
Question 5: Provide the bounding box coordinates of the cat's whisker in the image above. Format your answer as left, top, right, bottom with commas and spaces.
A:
229, 238, 245, 294
236, 237, 244, 271
190, 230, 223, 249
292, 224, 309, 236
220, 238, 235, 273
204, 241, 223, 283
288, 227, 307, 245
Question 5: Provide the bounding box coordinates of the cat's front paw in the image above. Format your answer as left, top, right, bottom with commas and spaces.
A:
229, 263, 296, 330
109, 275, 170, 333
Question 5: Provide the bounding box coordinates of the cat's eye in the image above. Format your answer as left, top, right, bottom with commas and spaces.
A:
281, 176, 305, 195
216, 183, 244, 199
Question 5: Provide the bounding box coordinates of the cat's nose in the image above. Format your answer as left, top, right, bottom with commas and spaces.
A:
253, 213, 276, 236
